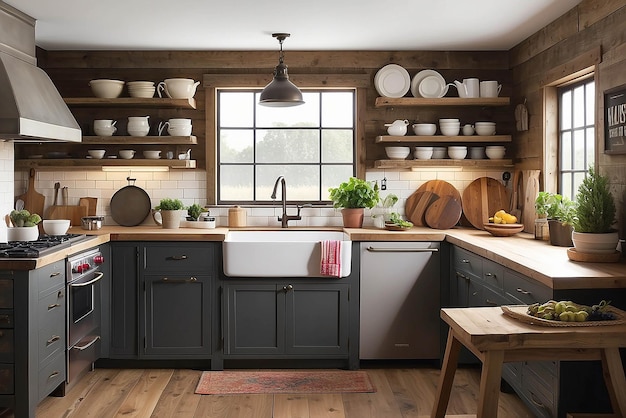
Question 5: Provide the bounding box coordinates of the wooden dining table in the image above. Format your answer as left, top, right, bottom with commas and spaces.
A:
431, 307, 626, 418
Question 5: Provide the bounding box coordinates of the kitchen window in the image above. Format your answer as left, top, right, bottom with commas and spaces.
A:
558, 78, 595, 200
217, 89, 356, 205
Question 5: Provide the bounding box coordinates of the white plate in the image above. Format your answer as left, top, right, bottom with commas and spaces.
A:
411, 69, 447, 98
374, 64, 410, 98
418, 75, 449, 98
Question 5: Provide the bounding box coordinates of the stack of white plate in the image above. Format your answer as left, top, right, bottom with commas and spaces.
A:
127, 81, 156, 98
374, 64, 410, 98
411, 70, 448, 98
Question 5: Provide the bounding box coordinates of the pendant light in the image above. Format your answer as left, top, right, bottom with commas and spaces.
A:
259, 33, 305, 107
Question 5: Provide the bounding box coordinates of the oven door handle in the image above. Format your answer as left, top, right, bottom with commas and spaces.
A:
70, 271, 104, 288
72, 335, 100, 351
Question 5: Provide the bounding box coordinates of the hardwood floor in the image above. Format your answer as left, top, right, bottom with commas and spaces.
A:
28, 365, 535, 418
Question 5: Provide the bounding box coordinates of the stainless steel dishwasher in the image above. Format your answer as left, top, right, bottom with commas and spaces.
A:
359, 241, 440, 359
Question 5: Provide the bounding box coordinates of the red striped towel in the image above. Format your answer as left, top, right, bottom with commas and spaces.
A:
320, 240, 342, 278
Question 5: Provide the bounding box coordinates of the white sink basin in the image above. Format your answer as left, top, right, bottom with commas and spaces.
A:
223, 230, 352, 277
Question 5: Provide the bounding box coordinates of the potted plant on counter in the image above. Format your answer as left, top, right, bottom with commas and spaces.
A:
328, 177, 379, 228
535, 191, 576, 246
572, 167, 618, 255
7, 210, 42, 241
151, 198, 184, 229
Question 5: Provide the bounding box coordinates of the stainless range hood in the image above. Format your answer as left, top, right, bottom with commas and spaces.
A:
0, 1, 81, 142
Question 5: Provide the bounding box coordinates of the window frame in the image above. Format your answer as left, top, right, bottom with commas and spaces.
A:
203, 73, 370, 205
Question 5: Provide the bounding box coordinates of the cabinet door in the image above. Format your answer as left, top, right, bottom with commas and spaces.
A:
286, 283, 349, 356
109, 243, 139, 358
224, 284, 285, 355
142, 274, 211, 357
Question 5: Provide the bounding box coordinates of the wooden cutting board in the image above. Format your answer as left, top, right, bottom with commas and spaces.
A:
521, 170, 541, 233
425, 195, 462, 229
405, 190, 439, 226
79, 197, 98, 216
15, 169, 45, 218
462, 177, 509, 230
46, 205, 87, 226
416, 180, 462, 204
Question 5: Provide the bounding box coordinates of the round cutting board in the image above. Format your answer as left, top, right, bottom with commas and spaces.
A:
110, 182, 151, 226
425, 195, 462, 229
462, 177, 509, 230
416, 180, 462, 204
405, 190, 439, 226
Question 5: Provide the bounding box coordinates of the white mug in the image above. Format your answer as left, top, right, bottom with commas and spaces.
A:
464, 78, 480, 98
480, 81, 502, 98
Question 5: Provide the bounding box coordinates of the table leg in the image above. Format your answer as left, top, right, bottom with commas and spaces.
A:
477, 349, 504, 418
431, 328, 462, 418
600, 347, 626, 417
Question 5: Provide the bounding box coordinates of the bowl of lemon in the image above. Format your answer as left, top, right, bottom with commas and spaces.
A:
484, 210, 524, 237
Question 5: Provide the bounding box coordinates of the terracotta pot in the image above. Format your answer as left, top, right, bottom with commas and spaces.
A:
572, 231, 619, 254
341, 208, 365, 228
547, 219, 573, 247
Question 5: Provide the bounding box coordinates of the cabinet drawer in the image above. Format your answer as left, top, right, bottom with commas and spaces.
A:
0, 310, 13, 328
504, 270, 552, 305
480, 259, 504, 291
0, 279, 13, 308
0, 329, 14, 363
36, 260, 65, 298
37, 288, 65, 327
143, 243, 214, 272
0, 364, 13, 394
452, 247, 483, 278
38, 320, 64, 367
37, 353, 65, 403
520, 362, 557, 418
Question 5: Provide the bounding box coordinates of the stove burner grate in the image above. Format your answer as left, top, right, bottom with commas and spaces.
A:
0, 234, 87, 258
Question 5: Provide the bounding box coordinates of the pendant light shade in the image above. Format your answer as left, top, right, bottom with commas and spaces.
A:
259, 33, 304, 107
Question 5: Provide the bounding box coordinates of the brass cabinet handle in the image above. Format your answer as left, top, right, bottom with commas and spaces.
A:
168, 255, 188, 260
161, 277, 197, 283
47, 335, 61, 345
50, 272, 61, 277
48, 303, 61, 310
516, 287, 531, 295
48, 371, 60, 380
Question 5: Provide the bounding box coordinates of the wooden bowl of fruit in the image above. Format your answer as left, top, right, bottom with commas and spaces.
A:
484, 210, 523, 236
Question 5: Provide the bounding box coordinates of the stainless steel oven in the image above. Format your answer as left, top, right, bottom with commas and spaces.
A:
66, 248, 104, 389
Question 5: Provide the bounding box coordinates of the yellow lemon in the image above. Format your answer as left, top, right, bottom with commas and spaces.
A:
495, 209, 507, 218
493, 215, 502, 224
501, 213, 517, 224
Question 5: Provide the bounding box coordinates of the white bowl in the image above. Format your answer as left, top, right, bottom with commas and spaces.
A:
448, 146, 467, 160
476, 125, 496, 136
89, 79, 124, 98
439, 118, 460, 123
88, 149, 106, 159
412, 123, 437, 136
128, 87, 155, 98
469, 146, 485, 159
485, 146, 506, 159
43, 219, 70, 236
440, 125, 460, 136
168, 118, 192, 125
7, 225, 39, 241
127, 125, 150, 136
160, 78, 199, 99
414, 146, 433, 160
127, 81, 154, 87
432, 146, 447, 159
143, 150, 161, 159
94, 126, 116, 136
167, 125, 193, 136
119, 150, 135, 159
385, 146, 410, 160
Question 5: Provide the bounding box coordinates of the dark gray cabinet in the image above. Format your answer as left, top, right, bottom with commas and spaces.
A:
109, 243, 139, 358
223, 282, 349, 357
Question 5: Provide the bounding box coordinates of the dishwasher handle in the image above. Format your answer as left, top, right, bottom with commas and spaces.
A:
366, 246, 438, 253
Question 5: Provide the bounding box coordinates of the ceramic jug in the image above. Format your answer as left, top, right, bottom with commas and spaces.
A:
384, 119, 409, 136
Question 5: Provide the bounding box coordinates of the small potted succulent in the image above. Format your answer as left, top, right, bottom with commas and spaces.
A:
328, 177, 379, 228
8, 210, 42, 241
152, 198, 184, 229
572, 167, 618, 254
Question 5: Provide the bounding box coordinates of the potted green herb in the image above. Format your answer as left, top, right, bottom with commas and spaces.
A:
328, 177, 379, 228
535, 192, 577, 247
572, 167, 618, 254
8, 210, 42, 241
187, 203, 204, 221
152, 198, 184, 229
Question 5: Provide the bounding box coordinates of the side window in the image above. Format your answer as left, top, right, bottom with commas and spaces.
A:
217, 89, 355, 205
558, 79, 595, 200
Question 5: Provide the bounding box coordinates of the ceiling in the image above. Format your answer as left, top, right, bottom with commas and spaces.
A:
5, 0, 582, 51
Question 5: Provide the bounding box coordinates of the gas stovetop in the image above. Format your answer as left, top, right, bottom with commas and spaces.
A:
0, 234, 88, 258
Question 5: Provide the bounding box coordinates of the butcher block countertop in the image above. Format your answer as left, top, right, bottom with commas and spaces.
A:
2, 226, 624, 290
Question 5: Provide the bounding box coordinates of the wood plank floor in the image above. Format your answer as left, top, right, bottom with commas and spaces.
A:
29, 366, 534, 418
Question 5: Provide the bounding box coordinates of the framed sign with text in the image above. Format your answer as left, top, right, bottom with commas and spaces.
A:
604, 85, 626, 154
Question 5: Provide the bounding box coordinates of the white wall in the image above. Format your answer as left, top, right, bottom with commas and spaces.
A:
0, 141, 14, 242
13, 166, 509, 228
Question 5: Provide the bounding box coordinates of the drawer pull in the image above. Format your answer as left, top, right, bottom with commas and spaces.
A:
366, 246, 438, 253
73, 335, 100, 351
50, 272, 61, 277
0, 314, 10, 324
282, 284, 294, 292
484, 272, 494, 277
168, 255, 188, 260
48, 303, 61, 310
516, 287, 531, 295
70, 272, 104, 288
529, 391, 546, 408
48, 371, 60, 380
461, 259, 470, 263
47, 335, 61, 345
57, 290, 65, 298
161, 277, 197, 283
455, 272, 469, 281
485, 299, 498, 306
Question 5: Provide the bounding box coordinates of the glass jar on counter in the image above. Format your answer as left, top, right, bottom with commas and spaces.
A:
534, 217, 549, 240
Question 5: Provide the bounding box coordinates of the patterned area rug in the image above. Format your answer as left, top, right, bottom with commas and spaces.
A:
195, 370, 375, 395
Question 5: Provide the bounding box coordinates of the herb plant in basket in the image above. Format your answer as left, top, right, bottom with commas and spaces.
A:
572, 167, 618, 255
328, 177, 379, 228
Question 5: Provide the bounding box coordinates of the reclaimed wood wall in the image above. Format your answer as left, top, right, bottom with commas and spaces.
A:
510, 0, 626, 238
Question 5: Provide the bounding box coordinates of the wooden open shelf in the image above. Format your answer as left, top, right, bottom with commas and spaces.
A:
375, 135, 511, 143
64, 97, 197, 109
375, 97, 510, 107
15, 159, 197, 170
374, 158, 513, 169
81, 135, 197, 145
